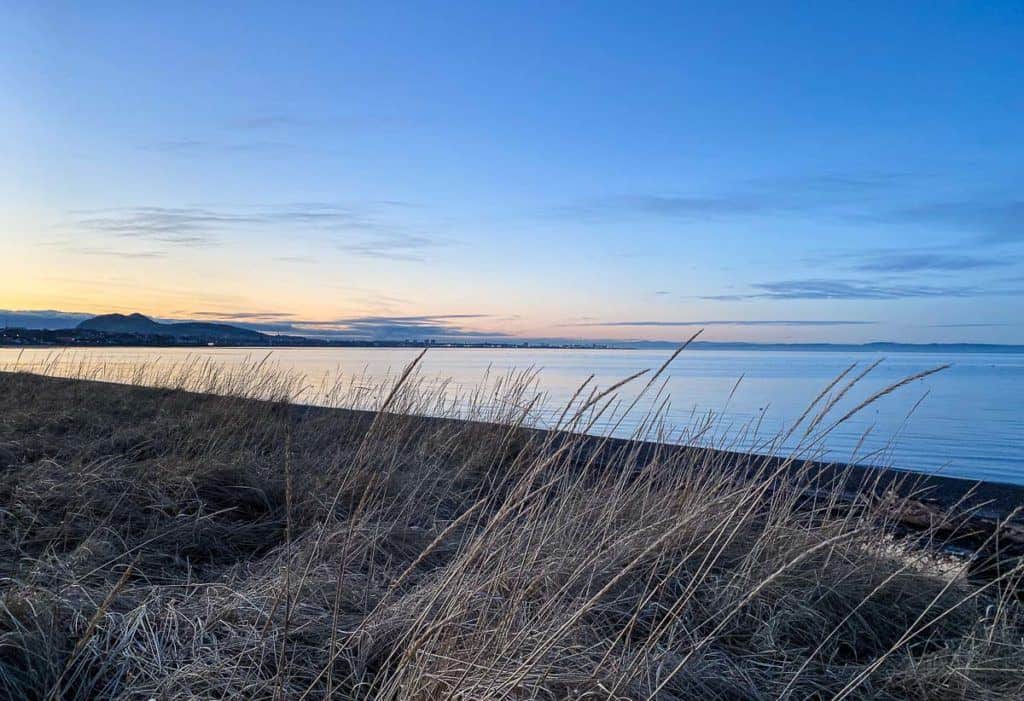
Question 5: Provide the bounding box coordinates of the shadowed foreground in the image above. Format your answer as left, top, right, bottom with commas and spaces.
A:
1, 365, 1022, 700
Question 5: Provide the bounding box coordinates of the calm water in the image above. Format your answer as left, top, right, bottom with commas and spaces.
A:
3, 347, 1023, 485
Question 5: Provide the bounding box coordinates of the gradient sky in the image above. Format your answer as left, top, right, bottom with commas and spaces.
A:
2, 1, 1023, 343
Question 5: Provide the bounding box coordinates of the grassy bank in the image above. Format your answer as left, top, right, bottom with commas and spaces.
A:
1, 358, 1022, 699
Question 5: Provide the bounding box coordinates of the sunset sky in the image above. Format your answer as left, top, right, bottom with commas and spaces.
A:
3, 2, 1022, 343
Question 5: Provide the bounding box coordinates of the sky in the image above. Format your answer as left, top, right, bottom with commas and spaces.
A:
2, 1, 1022, 344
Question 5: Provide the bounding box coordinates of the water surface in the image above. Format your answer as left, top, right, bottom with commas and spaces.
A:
3, 347, 1022, 485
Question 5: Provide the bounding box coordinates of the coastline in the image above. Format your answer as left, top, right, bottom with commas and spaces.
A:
4, 339, 1024, 353
4, 370, 1022, 559
6, 369, 1023, 512
2, 369, 1021, 500
3, 369, 1023, 697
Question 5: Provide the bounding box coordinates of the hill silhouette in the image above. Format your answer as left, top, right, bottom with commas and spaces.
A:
77, 313, 267, 342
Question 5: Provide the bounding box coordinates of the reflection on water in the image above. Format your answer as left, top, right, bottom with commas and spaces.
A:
2, 346, 1022, 485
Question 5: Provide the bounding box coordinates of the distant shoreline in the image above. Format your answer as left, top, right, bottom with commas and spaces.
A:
2, 340, 1024, 353
5, 313, 1023, 352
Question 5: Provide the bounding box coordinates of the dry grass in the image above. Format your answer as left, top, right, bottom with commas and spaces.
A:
0, 352, 1021, 700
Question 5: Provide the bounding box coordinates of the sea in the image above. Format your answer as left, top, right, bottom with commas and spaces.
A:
2, 346, 1022, 485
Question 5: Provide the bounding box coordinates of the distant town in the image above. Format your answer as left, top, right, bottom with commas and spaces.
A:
0, 327, 617, 350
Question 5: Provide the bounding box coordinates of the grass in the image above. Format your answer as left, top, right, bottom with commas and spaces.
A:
0, 351, 1021, 699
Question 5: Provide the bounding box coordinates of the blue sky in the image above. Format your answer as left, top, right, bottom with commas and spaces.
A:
2, 1, 1022, 342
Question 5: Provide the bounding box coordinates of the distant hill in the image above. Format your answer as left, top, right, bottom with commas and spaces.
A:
77, 313, 268, 342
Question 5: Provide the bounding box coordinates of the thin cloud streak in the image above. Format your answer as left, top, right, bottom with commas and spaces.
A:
702, 278, 981, 301
337, 233, 445, 261
549, 172, 914, 221
190, 311, 299, 320
849, 252, 1016, 273
190, 313, 503, 340
63, 203, 450, 261
41, 240, 168, 259
563, 319, 876, 328
865, 200, 1024, 244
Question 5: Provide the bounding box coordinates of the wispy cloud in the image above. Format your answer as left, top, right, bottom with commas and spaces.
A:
697, 294, 748, 302
202, 313, 505, 340
42, 236, 170, 259
71, 206, 255, 246
701, 278, 979, 301
337, 233, 444, 261
562, 319, 876, 328
930, 322, 1017, 328
553, 177, 1023, 267
190, 311, 298, 320
43, 242, 168, 259
566, 193, 772, 219
864, 200, 1024, 244
550, 171, 911, 221
841, 251, 1016, 273
62, 203, 450, 261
